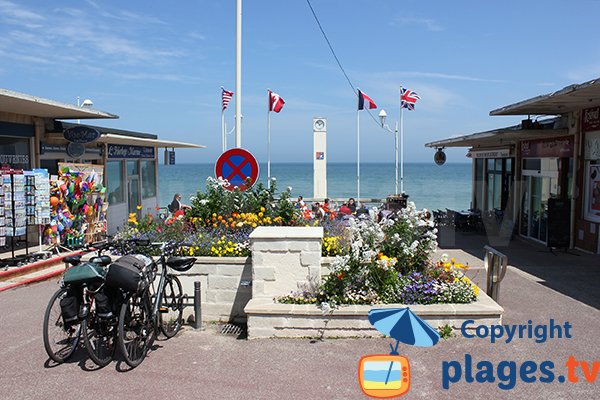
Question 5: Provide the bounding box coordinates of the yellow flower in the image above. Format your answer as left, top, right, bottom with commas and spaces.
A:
136, 205, 142, 210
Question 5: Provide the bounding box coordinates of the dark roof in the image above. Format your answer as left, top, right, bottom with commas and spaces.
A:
490, 77, 600, 116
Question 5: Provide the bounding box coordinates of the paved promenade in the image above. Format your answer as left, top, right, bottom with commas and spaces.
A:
0, 232, 598, 399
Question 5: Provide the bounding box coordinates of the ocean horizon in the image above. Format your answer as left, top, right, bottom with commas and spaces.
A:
158, 162, 472, 212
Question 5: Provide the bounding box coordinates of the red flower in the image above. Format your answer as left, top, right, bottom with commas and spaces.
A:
337, 272, 345, 280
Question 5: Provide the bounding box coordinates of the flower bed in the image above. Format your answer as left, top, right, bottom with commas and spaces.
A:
116, 177, 350, 257
275, 203, 479, 307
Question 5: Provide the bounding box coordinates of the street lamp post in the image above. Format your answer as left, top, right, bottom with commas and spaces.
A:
76, 97, 93, 124
379, 109, 400, 195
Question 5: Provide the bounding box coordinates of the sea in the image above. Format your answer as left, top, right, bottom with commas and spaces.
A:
158, 162, 472, 212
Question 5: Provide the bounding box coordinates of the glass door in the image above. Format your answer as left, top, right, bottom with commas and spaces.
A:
529, 176, 542, 240
128, 176, 141, 216
520, 176, 530, 236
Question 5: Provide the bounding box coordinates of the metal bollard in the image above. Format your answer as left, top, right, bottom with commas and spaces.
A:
193, 280, 202, 329
483, 245, 508, 303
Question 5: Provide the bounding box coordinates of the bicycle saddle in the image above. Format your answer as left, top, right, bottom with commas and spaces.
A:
89, 255, 112, 266
63, 255, 81, 266
166, 256, 197, 272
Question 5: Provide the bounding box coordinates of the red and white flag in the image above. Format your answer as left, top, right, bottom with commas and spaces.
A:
221, 87, 234, 111
357, 89, 377, 110
269, 90, 285, 113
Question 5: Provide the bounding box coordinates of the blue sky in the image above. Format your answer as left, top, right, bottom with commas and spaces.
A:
1, 0, 599, 164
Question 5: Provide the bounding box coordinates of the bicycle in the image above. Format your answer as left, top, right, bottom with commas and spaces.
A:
42, 238, 144, 366
115, 241, 195, 368
42, 244, 112, 364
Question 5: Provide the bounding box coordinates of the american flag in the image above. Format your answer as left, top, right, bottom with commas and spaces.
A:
221, 87, 234, 111
400, 87, 420, 110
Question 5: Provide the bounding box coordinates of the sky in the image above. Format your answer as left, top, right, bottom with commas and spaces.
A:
1, 0, 600, 164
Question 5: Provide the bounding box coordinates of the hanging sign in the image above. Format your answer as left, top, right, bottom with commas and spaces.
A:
67, 142, 86, 158
63, 126, 101, 143
434, 149, 446, 165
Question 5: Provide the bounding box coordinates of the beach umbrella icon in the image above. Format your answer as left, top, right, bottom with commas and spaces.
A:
367, 307, 440, 386
368, 307, 440, 348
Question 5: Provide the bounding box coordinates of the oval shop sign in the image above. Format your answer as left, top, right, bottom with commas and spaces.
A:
63, 126, 101, 143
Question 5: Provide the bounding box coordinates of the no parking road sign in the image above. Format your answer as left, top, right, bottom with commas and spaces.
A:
215, 148, 260, 192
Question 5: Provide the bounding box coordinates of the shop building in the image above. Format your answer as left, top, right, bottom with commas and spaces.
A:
426, 78, 600, 254
1, 88, 203, 236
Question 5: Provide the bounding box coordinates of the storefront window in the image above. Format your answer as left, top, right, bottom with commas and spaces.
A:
141, 160, 156, 199
127, 160, 139, 176
474, 159, 484, 210
486, 159, 503, 211
0, 137, 30, 170
106, 161, 124, 204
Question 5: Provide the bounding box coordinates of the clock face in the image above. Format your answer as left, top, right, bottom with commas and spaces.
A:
314, 119, 326, 131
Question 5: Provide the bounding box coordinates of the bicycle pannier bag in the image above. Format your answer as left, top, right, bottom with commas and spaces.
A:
63, 262, 106, 286
94, 292, 113, 318
105, 254, 155, 294
60, 294, 80, 326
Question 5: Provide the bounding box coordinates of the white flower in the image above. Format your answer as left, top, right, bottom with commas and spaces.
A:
287, 186, 293, 192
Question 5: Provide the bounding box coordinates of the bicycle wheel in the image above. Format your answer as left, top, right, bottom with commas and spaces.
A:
117, 293, 154, 368
159, 275, 184, 338
82, 309, 116, 367
43, 287, 81, 363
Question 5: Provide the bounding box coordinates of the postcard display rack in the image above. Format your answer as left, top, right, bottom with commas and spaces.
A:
1, 169, 51, 259
0, 171, 5, 248
3, 170, 28, 258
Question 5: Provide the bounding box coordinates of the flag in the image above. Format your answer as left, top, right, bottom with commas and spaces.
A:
400, 87, 420, 110
269, 90, 285, 113
358, 90, 377, 110
221, 87, 234, 111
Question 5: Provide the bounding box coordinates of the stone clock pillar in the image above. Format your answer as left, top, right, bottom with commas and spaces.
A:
313, 117, 327, 199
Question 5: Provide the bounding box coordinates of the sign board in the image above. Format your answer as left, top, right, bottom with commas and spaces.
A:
215, 148, 259, 191
67, 142, 86, 158
582, 106, 600, 133
521, 136, 574, 158
169, 150, 176, 165
547, 198, 571, 248
434, 149, 446, 165
467, 148, 510, 159
107, 144, 155, 159
63, 126, 101, 143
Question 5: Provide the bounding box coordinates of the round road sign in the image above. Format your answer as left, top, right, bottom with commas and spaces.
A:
215, 148, 260, 191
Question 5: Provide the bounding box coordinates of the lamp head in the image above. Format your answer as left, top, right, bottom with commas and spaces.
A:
378, 109, 387, 127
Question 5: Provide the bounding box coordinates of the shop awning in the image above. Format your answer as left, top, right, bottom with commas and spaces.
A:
0, 88, 118, 120
425, 119, 568, 149
98, 133, 205, 149
490, 77, 600, 116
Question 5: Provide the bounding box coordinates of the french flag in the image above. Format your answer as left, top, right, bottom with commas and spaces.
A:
358, 90, 377, 110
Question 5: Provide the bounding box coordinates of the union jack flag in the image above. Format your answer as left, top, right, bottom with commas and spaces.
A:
400, 87, 420, 110
221, 87, 234, 111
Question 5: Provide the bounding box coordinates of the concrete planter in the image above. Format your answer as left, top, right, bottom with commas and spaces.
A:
244, 291, 504, 339
175, 256, 251, 323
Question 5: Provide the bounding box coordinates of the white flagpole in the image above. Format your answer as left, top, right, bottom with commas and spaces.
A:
357, 107, 360, 201
400, 87, 405, 194
235, 0, 242, 147
221, 108, 226, 153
